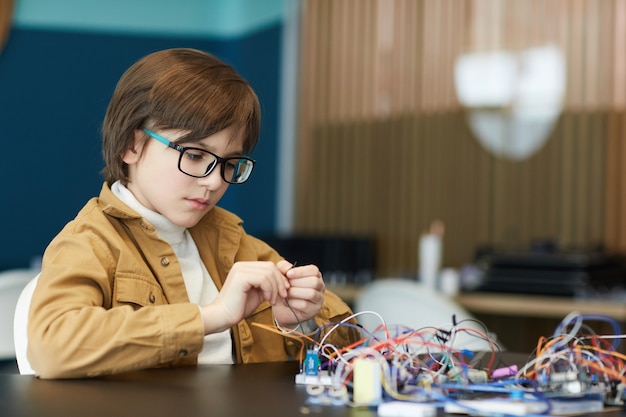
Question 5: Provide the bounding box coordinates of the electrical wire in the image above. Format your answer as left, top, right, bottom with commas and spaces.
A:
257, 305, 626, 412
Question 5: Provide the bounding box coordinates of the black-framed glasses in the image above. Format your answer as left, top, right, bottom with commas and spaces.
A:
143, 129, 255, 184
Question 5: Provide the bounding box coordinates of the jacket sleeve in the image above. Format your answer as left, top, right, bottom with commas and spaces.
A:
28, 222, 205, 379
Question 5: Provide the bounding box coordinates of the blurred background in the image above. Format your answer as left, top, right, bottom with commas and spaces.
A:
293, 0, 626, 280
1, 0, 626, 285
0, 0, 285, 270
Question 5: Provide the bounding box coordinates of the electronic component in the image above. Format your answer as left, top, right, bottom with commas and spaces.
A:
444, 396, 604, 416
305, 384, 348, 406
491, 364, 518, 380
295, 349, 330, 386
448, 368, 488, 384
352, 357, 383, 406
295, 370, 332, 386
303, 349, 320, 376
445, 398, 549, 416
377, 401, 437, 417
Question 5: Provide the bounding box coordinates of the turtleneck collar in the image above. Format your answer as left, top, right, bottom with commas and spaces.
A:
111, 181, 186, 245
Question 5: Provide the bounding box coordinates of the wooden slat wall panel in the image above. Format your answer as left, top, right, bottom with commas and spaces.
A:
296, 0, 626, 277
0, 0, 13, 51
607, 113, 626, 251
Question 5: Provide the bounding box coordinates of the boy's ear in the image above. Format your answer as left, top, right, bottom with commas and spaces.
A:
122, 130, 146, 164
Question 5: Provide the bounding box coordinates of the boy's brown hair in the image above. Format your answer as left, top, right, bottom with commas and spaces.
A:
101, 48, 261, 185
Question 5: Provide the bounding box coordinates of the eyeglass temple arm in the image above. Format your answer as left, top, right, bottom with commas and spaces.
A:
143, 129, 184, 152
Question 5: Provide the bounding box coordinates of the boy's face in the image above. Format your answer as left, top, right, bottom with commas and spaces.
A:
122, 127, 244, 228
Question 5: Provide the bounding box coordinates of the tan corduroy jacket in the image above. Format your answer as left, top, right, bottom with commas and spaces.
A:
28, 183, 358, 379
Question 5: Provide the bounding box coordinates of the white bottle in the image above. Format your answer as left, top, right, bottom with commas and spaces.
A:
419, 220, 444, 291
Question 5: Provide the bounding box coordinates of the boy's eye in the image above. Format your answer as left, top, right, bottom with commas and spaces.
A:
184, 149, 210, 162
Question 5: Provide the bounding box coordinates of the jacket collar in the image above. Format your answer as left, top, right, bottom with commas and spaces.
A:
98, 182, 142, 220
97, 181, 245, 286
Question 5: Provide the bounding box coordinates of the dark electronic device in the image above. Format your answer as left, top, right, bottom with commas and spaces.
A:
475, 247, 626, 297
260, 235, 376, 286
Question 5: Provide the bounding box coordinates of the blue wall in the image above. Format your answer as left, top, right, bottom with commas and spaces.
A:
0, 2, 284, 269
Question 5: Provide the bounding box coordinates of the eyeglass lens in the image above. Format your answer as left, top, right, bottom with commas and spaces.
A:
179, 149, 254, 184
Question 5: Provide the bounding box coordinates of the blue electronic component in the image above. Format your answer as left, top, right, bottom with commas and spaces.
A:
304, 349, 320, 376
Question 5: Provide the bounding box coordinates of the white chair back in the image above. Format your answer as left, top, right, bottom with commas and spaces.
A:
354, 278, 496, 352
14, 274, 39, 375
0, 269, 38, 363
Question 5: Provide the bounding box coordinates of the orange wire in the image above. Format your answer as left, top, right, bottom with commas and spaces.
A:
251, 322, 316, 362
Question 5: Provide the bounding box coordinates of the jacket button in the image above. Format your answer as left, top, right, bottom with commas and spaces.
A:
149, 294, 156, 303
178, 349, 188, 357
160, 257, 170, 266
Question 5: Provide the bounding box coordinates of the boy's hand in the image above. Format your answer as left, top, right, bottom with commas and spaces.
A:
201, 261, 289, 334
272, 260, 325, 328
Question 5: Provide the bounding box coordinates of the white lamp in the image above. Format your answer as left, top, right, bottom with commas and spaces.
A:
454, 44, 566, 160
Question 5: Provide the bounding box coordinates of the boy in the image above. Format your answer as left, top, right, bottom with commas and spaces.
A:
27, 48, 357, 379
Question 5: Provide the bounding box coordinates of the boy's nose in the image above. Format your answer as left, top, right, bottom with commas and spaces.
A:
197, 165, 225, 189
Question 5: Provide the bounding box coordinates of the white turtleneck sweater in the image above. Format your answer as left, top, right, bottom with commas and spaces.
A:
111, 181, 233, 365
